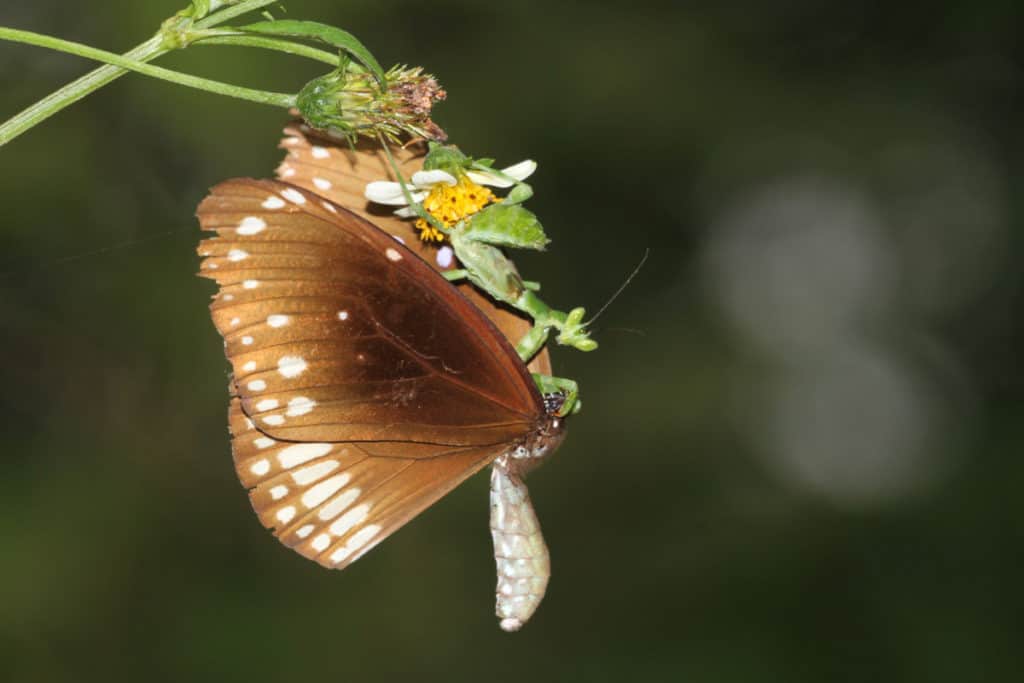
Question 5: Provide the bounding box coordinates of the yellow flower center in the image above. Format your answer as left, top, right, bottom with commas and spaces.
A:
414, 176, 497, 242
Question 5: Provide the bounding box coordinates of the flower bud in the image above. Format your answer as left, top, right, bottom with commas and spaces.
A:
297, 63, 447, 142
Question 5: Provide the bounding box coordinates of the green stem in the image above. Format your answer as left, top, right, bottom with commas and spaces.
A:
0, 27, 295, 115
377, 132, 450, 234
0, 34, 167, 146
190, 32, 340, 65
194, 0, 280, 29
0, 0, 281, 146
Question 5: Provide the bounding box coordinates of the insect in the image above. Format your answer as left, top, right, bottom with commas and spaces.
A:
196, 132, 571, 630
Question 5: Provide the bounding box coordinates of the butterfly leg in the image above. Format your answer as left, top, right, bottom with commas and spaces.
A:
490, 454, 550, 632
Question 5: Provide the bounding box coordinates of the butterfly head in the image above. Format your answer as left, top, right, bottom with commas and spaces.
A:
533, 411, 568, 461
505, 393, 570, 477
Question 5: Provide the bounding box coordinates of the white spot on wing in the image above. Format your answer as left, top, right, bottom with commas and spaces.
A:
250, 459, 270, 476
302, 474, 350, 509
254, 436, 276, 449
329, 503, 370, 537
243, 280, 259, 289
267, 314, 289, 328
230, 317, 241, 327
228, 249, 248, 262
263, 415, 285, 426
278, 356, 308, 378
256, 399, 279, 412
313, 177, 332, 190
338, 310, 349, 321
241, 336, 254, 346
247, 379, 267, 392
278, 443, 333, 468
287, 396, 316, 417
347, 524, 381, 553
311, 146, 330, 159
243, 361, 256, 372
237, 216, 266, 235
276, 506, 296, 523
311, 534, 331, 552
262, 195, 286, 209
291, 460, 339, 486
318, 487, 360, 521
322, 201, 338, 214
385, 247, 402, 262
296, 524, 314, 539
328, 522, 381, 565
281, 188, 306, 205
270, 485, 289, 500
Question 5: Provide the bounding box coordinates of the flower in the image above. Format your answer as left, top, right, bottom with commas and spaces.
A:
365, 161, 536, 242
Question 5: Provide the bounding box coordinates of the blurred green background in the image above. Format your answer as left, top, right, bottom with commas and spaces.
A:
2, 2, 1023, 681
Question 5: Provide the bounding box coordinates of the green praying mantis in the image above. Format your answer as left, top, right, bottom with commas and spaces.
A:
377, 142, 597, 418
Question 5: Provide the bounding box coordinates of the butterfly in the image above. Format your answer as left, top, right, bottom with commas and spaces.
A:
195, 128, 566, 631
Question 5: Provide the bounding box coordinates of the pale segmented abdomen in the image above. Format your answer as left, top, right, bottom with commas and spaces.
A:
490, 455, 550, 631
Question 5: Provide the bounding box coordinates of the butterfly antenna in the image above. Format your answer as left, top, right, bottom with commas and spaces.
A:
585, 247, 649, 326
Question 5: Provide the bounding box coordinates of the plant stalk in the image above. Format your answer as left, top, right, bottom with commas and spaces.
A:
0, 34, 166, 146
0, 0, 284, 146
0, 27, 295, 146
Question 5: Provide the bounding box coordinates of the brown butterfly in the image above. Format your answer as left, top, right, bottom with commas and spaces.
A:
196, 131, 566, 631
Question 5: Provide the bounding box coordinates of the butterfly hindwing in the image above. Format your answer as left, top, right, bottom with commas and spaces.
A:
228, 396, 496, 570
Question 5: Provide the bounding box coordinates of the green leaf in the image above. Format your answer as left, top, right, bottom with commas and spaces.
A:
423, 144, 470, 174
505, 183, 533, 204
240, 20, 386, 85
464, 203, 549, 250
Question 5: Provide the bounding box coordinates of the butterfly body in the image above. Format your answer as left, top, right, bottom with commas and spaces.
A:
197, 177, 564, 628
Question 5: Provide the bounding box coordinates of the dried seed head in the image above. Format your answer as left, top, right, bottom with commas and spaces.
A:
297, 64, 447, 143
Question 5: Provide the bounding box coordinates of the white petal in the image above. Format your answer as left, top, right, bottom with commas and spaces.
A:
467, 160, 537, 188
364, 181, 409, 205
411, 170, 457, 187
394, 206, 420, 218
501, 160, 537, 181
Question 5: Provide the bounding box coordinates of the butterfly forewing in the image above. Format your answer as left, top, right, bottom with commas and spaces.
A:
274, 126, 553, 377
197, 178, 547, 570
198, 179, 540, 447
